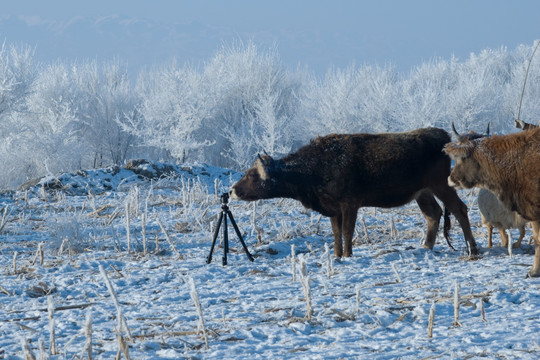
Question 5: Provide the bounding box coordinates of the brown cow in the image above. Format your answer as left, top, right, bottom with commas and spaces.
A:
230, 127, 479, 258
444, 127, 540, 277
450, 123, 528, 250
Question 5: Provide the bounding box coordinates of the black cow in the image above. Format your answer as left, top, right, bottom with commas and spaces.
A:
231, 128, 478, 257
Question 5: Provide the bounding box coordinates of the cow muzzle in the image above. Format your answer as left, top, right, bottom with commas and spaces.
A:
447, 175, 462, 189
229, 188, 240, 200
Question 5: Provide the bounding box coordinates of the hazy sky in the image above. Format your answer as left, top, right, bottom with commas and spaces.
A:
1, 0, 539, 76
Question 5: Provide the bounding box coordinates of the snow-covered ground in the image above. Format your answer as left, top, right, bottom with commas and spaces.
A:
1, 162, 539, 359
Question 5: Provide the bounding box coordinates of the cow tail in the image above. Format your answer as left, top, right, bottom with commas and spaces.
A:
443, 207, 457, 251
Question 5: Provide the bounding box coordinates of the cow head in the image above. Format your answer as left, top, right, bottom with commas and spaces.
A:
230, 154, 280, 201
451, 122, 490, 142
515, 118, 540, 130
443, 139, 484, 189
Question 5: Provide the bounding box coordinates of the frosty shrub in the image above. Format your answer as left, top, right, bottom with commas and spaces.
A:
49, 214, 90, 253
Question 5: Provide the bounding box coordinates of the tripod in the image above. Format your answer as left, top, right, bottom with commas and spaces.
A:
206, 192, 254, 265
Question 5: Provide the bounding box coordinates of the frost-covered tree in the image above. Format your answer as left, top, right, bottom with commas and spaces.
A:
75, 60, 137, 166
0, 41, 37, 188
400, 58, 456, 130
504, 41, 540, 131
23, 62, 83, 176
203, 42, 302, 168
300, 66, 366, 136
123, 61, 213, 164
299, 64, 401, 138
126, 41, 302, 169
446, 48, 514, 134
0, 41, 34, 116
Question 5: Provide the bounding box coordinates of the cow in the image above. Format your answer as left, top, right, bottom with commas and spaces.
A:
449, 123, 528, 249
230, 127, 479, 258
478, 188, 528, 248
443, 127, 540, 277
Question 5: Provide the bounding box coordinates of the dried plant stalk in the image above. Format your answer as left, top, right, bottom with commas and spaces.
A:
13, 251, 18, 274
39, 337, 46, 360
84, 311, 93, 360
142, 201, 148, 255
41, 184, 48, 202
125, 203, 131, 253
453, 281, 461, 327
189, 278, 209, 349
302, 275, 312, 321
325, 243, 333, 279
299, 256, 307, 280
157, 218, 181, 258
99, 265, 132, 340
0, 205, 9, 234
39, 243, 44, 265
21, 338, 36, 360
116, 331, 130, 360
355, 286, 361, 314
507, 232, 513, 258
480, 299, 487, 322
390, 217, 398, 240
48, 296, 56, 355
291, 245, 296, 282
362, 216, 370, 243
392, 262, 402, 283
32, 243, 44, 265
427, 303, 435, 338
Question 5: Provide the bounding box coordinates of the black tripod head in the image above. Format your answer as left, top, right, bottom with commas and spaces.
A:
220, 192, 230, 206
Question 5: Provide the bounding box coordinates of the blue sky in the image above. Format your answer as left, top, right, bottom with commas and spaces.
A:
1, 0, 539, 76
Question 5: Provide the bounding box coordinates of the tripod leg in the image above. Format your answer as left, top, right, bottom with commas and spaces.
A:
206, 211, 224, 264
222, 211, 228, 265
227, 210, 254, 262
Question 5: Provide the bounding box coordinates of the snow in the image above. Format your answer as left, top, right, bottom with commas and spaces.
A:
1, 162, 540, 359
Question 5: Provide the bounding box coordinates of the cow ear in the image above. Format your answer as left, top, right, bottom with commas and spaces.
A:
443, 142, 474, 160
258, 153, 274, 166
255, 154, 274, 180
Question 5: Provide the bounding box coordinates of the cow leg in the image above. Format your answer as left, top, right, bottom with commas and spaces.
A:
498, 229, 509, 248
341, 205, 358, 257
416, 191, 442, 250
330, 215, 343, 257
529, 221, 540, 277
513, 226, 526, 248
434, 186, 479, 256
486, 224, 493, 248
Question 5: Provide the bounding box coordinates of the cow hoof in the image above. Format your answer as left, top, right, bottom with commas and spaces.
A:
527, 269, 540, 278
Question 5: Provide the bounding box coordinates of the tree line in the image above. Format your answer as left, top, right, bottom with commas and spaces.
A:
0, 39, 538, 189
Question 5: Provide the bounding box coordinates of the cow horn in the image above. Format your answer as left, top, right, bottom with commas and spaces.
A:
451, 122, 463, 140
486, 123, 490, 136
